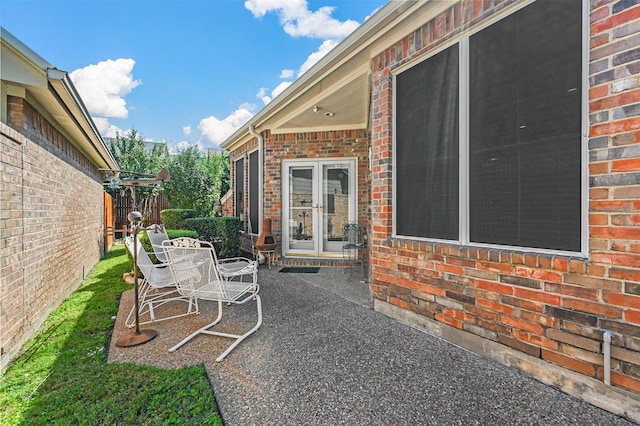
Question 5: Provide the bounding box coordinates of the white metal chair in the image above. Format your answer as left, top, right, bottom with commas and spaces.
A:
163, 237, 258, 285
164, 243, 262, 361
124, 236, 199, 328
217, 256, 258, 284
146, 224, 170, 264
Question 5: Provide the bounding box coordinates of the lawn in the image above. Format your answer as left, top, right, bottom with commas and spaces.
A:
0, 243, 222, 425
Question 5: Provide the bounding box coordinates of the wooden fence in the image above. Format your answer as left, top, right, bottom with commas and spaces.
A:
104, 191, 115, 250
104, 191, 171, 244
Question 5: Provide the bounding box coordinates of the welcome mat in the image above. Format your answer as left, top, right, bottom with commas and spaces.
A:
278, 267, 320, 273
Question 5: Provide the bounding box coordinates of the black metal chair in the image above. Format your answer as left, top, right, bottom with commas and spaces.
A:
342, 222, 366, 274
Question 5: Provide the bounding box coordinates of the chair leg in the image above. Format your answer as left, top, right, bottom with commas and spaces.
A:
169, 299, 224, 352
215, 295, 262, 362
168, 295, 263, 362
125, 282, 199, 328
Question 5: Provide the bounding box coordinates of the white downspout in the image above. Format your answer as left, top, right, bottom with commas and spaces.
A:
248, 125, 263, 237
603, 331, 613, 385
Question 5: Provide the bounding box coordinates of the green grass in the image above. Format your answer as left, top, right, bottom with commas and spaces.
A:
0, 243, 222, 426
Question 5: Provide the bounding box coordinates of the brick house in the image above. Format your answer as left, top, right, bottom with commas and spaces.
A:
222, 0, 640, 420
1, 28, 118, 371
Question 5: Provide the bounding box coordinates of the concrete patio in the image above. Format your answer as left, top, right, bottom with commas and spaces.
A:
108, 266, 635, 425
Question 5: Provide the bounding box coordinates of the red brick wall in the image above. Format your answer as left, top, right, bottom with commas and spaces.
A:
0, 98, 105, 371
370, 0, 640, 394
230, 129, 370, 264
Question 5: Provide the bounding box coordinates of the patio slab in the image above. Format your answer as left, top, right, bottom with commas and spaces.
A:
108, 266, 635, 425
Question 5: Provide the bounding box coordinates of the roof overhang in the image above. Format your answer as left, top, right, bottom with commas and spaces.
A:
1, 27, 118, 171
221, 0, 450, 152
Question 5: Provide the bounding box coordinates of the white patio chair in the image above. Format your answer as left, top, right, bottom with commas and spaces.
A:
146, 224, 170, 264
217, 256, 258, 284
124, 236, 199, 328
163, 237, 258, 285
164, 243, 262, 362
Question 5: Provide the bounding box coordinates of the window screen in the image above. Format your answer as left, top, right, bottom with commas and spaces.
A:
468, 0, 582, 251
396, 44, 460, 240
234, 158, 244, 218
249, 151, 259, 234
394, 0, 583, 252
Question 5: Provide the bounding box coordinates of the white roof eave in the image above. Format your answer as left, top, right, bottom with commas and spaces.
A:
220, 0, 417, 151
1, 26, 118, 171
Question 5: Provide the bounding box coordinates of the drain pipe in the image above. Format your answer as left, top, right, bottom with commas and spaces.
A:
603, 330, 613, 385
248, 125, 263, 235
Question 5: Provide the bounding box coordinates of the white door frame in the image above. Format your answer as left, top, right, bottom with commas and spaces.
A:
282, 158, 357, 258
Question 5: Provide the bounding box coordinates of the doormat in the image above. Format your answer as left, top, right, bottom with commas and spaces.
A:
279, 267, 320, 273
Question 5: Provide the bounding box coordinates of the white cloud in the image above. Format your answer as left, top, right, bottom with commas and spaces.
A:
70, 58, 140, 119
244, 0, 358, 39
280, 69, 294, 79
298, 39, 338, 76
271, 81, 293, 100
173, 140, 205, 154
198, 105, 255, 145
93, 117, 125, 139
256, 81, 295, 105
183, 125, 192, 136
256, 87, 271, 105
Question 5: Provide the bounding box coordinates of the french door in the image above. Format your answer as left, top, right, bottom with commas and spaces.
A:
282, 159, 356, 257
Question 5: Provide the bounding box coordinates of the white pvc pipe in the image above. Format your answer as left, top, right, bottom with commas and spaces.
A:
603, 330, 613, 385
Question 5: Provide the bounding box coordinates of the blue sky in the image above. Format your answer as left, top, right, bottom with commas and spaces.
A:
1, 0, 386, 151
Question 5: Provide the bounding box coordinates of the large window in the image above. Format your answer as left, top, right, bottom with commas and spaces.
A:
394, 0, 584, 253
249, 150, 259, 234
234, 157, 244, 219
396, 44, 459, 240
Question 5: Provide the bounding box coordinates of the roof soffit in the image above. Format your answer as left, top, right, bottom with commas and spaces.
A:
269, 1, 456, 135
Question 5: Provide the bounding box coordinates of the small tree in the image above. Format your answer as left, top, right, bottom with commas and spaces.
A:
163, 146, 229, 217
106, 129, 169, 222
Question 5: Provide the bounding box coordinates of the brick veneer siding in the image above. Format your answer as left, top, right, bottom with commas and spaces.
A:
0, 97, 105, 371
230, 129, 370, 265
369, 0, 640, 398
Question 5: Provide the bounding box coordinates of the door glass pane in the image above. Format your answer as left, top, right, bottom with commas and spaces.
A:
288, 167, 314, 250
323, 164, 351, 252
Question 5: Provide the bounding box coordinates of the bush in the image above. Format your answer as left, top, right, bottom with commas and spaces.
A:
185, 217, 217, 243
184, 216, 240, 258
160, 209, 197, 229
213, 216, 241, 258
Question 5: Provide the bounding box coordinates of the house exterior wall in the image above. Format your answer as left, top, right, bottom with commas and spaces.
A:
230, 129, 370, 265
369, 0, 640, 404
0, 97, 105, 371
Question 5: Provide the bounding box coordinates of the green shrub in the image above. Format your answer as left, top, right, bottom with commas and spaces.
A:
214, 216, 240, 258
160, 209, 197, 229
185, 217, 217, 243
184, 216, 240, 258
